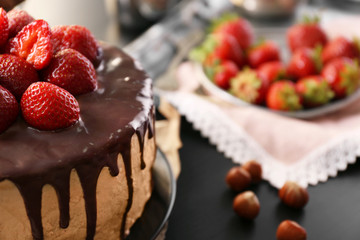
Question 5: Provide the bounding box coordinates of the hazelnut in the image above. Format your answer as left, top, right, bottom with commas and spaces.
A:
233, 191, 260, 220
226, 166, 251, 191
242, 160, 262, 183
279, 181, 309, 208
276, 220, 307, 240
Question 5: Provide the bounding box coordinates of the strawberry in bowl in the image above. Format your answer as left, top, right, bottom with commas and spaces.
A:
295, 75, 334, 108
210, 60, 239, 90
247, 40, 281, 69
230, 68, 269, 105
211, 13, 254, 50
322, 57, 360, 99
266, 80, 303, 111
287, 47, 322, 80
191, 13, 360, 118
287, 15, 327, 53
257, 61, 287, 84
321, 36, 360, 65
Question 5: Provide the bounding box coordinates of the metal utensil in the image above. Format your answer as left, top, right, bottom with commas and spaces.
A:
117, 0, 179, 30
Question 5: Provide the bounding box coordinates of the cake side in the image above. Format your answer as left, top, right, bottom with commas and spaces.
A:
0, 130, 155, 240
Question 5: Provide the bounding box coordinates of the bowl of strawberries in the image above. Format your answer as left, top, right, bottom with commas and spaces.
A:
190, 14, 360, 119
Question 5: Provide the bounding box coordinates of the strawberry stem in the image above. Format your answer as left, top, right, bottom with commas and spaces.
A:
189, 35, 217, 63
301, 14, 320, 24
340, 60, 360, 96
312, 44, 323, 73
208, 12, 239, 33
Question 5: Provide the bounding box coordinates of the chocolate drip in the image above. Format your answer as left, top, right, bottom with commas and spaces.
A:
76, 165, 103, 240
106, 152, 120, 177
13, 178, 44, 240
0, 43, 154, 239
48, 170, 71, 228
136, 124, 147, 170
120, 141, 134, 239
148, 105, 155, 139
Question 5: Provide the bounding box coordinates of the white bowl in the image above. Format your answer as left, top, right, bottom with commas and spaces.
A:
195, 63, 360, 119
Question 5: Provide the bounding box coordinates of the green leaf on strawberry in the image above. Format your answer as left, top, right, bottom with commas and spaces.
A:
230, 68, 268, 104
208, 13, 239, 33
312, 44, 323, 72
340, 59, 360, 96
296, 76, 334, 107
301, 15, 320, 25
267, 80, 303, 111
322, 57, 360, 99
189, 35, 217, 63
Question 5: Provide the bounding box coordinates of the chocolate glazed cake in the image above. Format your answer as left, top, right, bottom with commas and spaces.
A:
0, 43, 156, 240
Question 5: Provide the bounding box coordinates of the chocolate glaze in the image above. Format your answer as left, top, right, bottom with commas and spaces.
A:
0, 43, 154, 240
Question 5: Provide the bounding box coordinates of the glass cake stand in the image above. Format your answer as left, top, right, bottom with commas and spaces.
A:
126, 149, 176, 240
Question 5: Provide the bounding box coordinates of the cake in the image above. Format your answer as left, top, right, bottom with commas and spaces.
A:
0, 10, 156, 240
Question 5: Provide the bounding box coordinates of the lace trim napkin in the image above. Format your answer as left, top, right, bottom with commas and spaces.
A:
158, 61, 360, 189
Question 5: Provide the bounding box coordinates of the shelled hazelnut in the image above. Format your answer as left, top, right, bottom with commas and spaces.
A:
276, 220, 307, 240
242, 160, 262, 183
233, 191, 260, 220
226, 166, 251, 191
278, 181, 309, 208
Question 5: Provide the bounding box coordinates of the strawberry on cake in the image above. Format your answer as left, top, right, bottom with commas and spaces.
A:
0, 8, 155, 240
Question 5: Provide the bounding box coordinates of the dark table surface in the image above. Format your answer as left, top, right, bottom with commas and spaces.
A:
19, 0, 360, 239
166, 117, 360, 240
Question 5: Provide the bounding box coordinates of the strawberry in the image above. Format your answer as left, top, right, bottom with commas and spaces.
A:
287, 47, 322, 80
211, 13, 254, 50
190, 33, 246, 68
6, 19, 52, 70
211, 33, 247, 68
6, 9, 34, 38
321, 57, 360, 99
0, 85, 18, 133
287, 16, 327, 53
0, 54, 39, 101
257, 61, 286, 84
51, 25, 102, 67
21, 82, 80, 131
0, 8, 9, 49
296, 75, 334, 107
210, 60, 239, 90
42, 49, 97, 96
321, 36, 360, 65
247, 41, 280, 68
266, 80, 302, 111
230, 68, 269, 105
